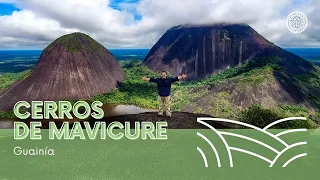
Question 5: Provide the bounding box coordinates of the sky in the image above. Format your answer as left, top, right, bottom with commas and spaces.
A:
0, 0, 319, 49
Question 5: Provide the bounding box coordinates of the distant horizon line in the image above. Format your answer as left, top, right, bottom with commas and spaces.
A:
1, 46, 320, 51
0, 48, 152, 51
1, 47, 320, 51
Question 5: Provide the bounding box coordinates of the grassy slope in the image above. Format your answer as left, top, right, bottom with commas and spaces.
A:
0, 70, 31, 93
94, 59, 278, 110
183, 59, 320, 128
1, 59, 319, 128
90, 60, 161, 107
91, 59, 320, 128
0, 70, 31, 118
294, 65, 320, 107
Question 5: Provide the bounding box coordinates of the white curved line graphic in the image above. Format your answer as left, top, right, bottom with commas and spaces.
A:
263, 117, 307, 130
275, 129, 307, 137
197, 132, 221, 167
219, 131, 279, 154
197, 119, 233, 167
229, 147, 273, 164
270, 142, 307, 167
282, 153, 307, 167
197, 147, 208, 167
197, 117, 289, 147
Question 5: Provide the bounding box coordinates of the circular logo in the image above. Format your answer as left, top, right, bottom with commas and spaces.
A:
286, 11, 308, 33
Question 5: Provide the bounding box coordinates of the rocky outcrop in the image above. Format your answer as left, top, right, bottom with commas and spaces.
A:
89, 112, 232, 129
143, 24, 278, 79
0, 32, 124, 110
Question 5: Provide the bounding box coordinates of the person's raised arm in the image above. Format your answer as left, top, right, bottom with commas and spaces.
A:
142, 76, 151, 81
171, 74, 187, 83
177, 74, 187, 80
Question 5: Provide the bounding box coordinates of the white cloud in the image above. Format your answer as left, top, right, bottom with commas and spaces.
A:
0, 0, 319, 49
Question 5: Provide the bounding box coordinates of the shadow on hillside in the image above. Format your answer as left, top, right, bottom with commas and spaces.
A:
273, 71, 305, 103
273, 71, 320, 110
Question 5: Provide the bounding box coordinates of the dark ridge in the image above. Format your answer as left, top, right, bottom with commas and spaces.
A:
143, 23, 315, 80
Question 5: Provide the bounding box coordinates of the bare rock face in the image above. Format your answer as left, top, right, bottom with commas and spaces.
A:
0, 32, 123, 110
143, 24, 277, 79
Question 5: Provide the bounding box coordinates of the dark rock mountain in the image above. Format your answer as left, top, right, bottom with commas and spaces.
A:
143, 23, 306, 79
0, 32, 123, 110
143, 23, 320, 120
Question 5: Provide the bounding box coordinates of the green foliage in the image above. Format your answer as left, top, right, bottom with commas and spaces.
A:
0, 111, 15, 119
239, 104, 314, 129
278, 105, 309, 116
44, 33, 105, 53
295, 67, 320, 89
185, 56, 280, 88
278, 105, 319, 127
0, 70, 31, 92
293, 65, 320, 108
171, 86, 192, 111
239, 104, 282, 128
119, 60, 142, 68
187, 66, 241, 87
207, 91, 238, 119
316, 112, 320, 122
236, 66, 275, 90
90, 62, 161, 108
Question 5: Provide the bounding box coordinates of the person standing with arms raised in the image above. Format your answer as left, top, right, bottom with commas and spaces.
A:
142, 71, 187, 117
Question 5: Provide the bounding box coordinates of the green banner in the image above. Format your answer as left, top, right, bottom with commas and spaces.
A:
0, 128, 319, 180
